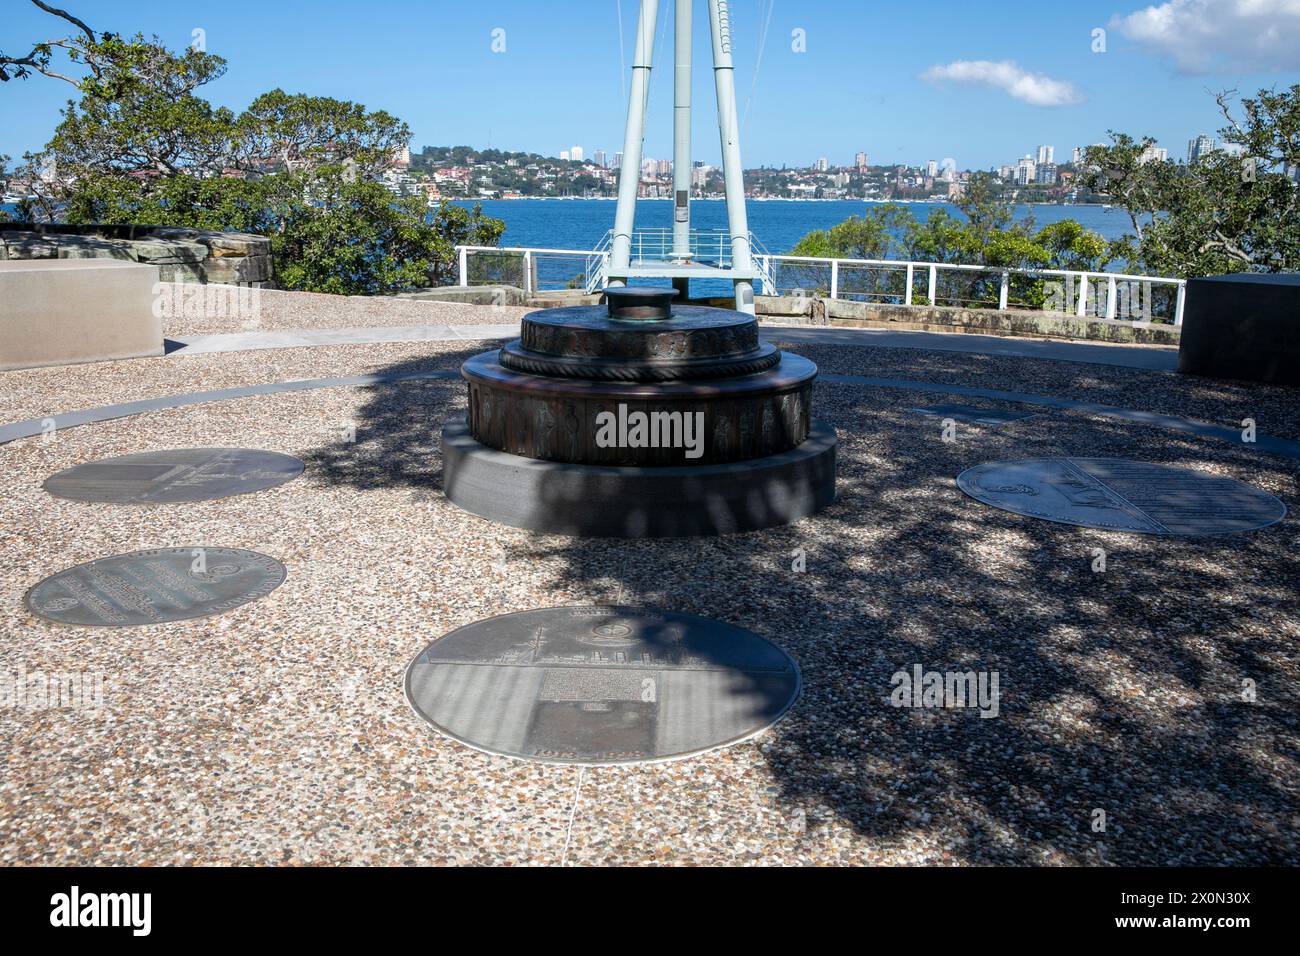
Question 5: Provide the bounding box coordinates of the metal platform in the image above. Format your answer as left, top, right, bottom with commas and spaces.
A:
587, 228, 772, 293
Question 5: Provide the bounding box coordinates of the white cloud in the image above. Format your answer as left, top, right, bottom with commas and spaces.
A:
1112, 0, 1300, 73
921, 60, 1085, 107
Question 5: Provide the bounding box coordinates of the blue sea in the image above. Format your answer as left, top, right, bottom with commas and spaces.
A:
450, 197, 1136, 295
3, 197, 1135, 296
455, 197, 1132, 253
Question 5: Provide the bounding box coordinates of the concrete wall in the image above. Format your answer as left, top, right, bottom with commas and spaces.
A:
0, 223, 272, 286
0, 259, 163, 370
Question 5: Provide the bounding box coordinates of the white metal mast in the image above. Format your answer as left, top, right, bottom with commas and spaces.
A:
608, 0, 757, 314
609, 0, 661, 292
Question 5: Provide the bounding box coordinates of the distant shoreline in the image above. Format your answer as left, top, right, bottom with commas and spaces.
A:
446, 196, 1110, 208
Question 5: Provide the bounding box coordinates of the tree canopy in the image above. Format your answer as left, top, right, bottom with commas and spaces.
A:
3, 1, 504, 295
1080, 86, 1300, 277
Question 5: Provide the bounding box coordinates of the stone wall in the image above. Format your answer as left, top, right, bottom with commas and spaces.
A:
0, 223, 272, 286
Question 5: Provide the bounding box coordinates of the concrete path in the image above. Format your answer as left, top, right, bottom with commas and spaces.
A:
166, 324, 521, 355
165, 322, 1180, 372
763, 325, 1179, 371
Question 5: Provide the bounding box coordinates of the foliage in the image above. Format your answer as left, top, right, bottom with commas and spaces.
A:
4, 2, 505, 295
790, 203, 915, 260
267, 175, 503, 294
1081, 86, 1300, 276
789, 175, 1111, 309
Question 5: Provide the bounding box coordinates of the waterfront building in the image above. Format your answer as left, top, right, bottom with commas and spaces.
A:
1187, 135, 1217, 164
1015, 156, 1036, 185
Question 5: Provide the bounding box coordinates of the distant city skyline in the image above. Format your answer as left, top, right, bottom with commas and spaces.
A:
3, 0, 1299, 170
509, 131, 1231, 177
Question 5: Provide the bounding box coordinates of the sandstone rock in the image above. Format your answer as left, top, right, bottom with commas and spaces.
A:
201, 232, 271, 258
1, 224, 271, 285
156, 262, 206, 283
200, 254, 272, 284
128, 239, 209, 263
2, 232, 58, 258
55, 235, 134, 260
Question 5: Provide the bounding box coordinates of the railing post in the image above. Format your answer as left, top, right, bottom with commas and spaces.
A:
601, 252, 610, 290
1175, 280, 1186, 326
458, 246, 468, 287
830, 259, 839, 300
928, 265, 937, 306
522, 250, 533, 296
1076, 273, 1090, 317
1105, 275, 1117, 320
999, 270, 1010, 311
905, 263, 914, 305
759, 255, 771, 295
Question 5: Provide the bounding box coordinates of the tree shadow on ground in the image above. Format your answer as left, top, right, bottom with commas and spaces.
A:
303, 342, 1300, 865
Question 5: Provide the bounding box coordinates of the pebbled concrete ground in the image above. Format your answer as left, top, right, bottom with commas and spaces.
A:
1, 317, 1297, 866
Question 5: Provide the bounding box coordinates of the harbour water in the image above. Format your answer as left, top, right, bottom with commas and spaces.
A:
2, 198, 1137, 297
453, 198, 1133, 253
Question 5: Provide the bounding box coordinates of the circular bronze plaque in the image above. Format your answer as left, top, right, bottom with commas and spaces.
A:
957, 458, 1287, 535
405, 607, 800, 765
44, 448, 304, 503
25, 547, 287, 627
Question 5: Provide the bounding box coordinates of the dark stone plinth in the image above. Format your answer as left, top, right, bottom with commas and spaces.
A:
441, 417, 838, 538
1178, 273, 1300, 385
444, 290, 838, 537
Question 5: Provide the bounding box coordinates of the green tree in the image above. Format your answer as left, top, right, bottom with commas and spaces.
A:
1082, 87, 1300, 276
952, 171, 1014, 249
789, 174, 1111, 310
1034, 219, 1112, 272
789, 203, 916, 260
0, 154, 10, 222
3, 1, 505, 295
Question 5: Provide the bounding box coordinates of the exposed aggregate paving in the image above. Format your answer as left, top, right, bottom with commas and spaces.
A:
1, 318, 1297, 866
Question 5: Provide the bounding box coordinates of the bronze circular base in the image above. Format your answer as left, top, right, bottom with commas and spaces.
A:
498, 340, 781, 381
462, 351, 817, 466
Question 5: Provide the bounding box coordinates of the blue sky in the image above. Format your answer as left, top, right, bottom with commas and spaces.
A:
3, 0, 1299, 169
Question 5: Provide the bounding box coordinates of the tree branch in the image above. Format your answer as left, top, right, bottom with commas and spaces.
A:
29, 1, 96, 43
0, 3, 99, 83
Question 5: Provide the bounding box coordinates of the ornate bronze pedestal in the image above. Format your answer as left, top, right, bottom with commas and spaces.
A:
442, 288, 837, 538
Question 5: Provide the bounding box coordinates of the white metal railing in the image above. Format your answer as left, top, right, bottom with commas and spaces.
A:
455, 245, 1188, 325
580, 229, 773, 293
456, 244, 602, 296
756, 255, 1186, 324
